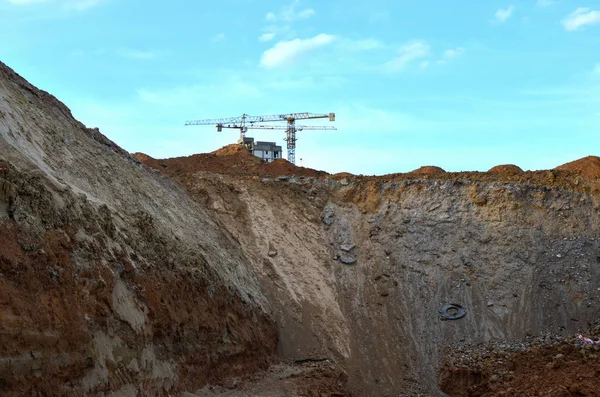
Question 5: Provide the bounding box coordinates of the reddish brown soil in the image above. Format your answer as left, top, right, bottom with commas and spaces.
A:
409, 165, 447, 175
136, 148, 600, 195
0, 162, 277, 396
488, 164, 523, 174
555, 156, 600, 179
440, 342, 600, 396
332, 172, 355, 179
133, 145, 328, 179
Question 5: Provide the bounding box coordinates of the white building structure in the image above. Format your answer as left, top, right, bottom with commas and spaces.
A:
238, 137, 283, 163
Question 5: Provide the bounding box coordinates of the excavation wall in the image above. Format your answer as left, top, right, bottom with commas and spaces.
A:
177, 173, 600, 396
0, 62, 277, 396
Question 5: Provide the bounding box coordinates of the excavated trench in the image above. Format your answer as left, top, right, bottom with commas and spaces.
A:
2, 59, 600, 396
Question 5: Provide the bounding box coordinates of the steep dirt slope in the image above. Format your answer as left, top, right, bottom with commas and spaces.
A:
139, 151, 600, 396
0, 62, 278, 396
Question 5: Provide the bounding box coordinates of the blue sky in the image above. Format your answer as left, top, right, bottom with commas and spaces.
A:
1, 0, 599, 175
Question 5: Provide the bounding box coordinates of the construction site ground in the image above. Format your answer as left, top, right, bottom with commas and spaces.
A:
3, 59, 600, 396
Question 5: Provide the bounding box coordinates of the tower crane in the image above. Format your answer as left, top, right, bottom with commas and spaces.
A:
185, 112, 336, 165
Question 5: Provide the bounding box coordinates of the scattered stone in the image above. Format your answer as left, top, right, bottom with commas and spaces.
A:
339, 256, 356, 265
268, 250, 278, 258
340, 243, 355, 252
322, 206, 335, 225
339, 178, 349, 186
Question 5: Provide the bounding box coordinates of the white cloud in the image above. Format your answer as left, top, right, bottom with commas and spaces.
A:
420, 61, 430, 70
260, 33, 335, 68
117, 49, 156, 60
561, 8, 600, 31
211, 33, 226, 43
443, 47, 465, 59
536, 0, 555, 7
495, 5, 515, 22
259, 32, 276, 42
265, 0, 315, 22
594, 64, 600, 74
436, 47, 465, 65
297, 8, 314, 19
383, 40, 430, 72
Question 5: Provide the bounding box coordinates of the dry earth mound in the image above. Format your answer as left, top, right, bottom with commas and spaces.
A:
134, 145, 328, 179
488, 164, 523, 174
556, 155, 600, 179
408, 165, 446, 175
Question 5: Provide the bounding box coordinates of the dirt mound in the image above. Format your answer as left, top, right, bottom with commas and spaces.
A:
409, 166, 446, 175
264, 158, 326, 178
136, 145, 329, 179
441, 340, 600, 396
488, 164, 523, 174
212, 144, 254, 157
555, 156, 600, 179
332, 172, 355, 179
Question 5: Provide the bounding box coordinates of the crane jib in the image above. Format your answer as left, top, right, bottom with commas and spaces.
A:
184, 112, 336, 165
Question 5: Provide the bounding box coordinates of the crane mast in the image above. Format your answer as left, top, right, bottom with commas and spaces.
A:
185, 112, 336, 165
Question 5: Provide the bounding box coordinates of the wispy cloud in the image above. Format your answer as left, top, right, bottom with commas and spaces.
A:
443, 47, 465, 59
259, 32, 276, 42
260, 33, 335, 68
594, 64, 600, 75
335, 38, 385, 52
495, 5, 515, 23
437, 47, 465, 65
264, 0, 315, 22
211, 33, 226, 43
383, 40, 430, 72
561, 8, 600, 31
536, 0, 555, 7
117, 49, 156, 60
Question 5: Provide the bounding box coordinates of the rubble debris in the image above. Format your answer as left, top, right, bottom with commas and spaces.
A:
439, 304, 466, 321
578, 334, 600, 346
268, 250, 278, 257
339, 243, 355, 252
339, 256, 357, 265
322, 206, 335, 225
